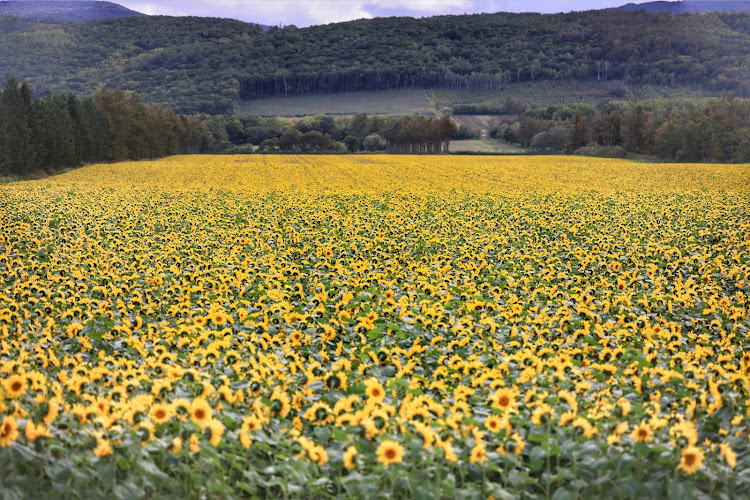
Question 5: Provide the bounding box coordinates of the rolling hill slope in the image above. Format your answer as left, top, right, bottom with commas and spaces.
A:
0, 9, 749, 114
0, 1, 144, 22
617, 1, 750, 13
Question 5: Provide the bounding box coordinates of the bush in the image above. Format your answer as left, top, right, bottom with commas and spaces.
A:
453, 124, 480, 140
575, 144, 627, 158
530, 126, 569, 152
362, 133, 386, 151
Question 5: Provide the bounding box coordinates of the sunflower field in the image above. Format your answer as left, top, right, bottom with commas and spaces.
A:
1, 155, 749, 499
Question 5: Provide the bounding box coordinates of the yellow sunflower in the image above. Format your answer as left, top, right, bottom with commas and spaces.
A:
470, 443, 487, 463
364, 378, 386, 403
24, 421, 51, 442
491, 387, 515, 412
343, 445, 357, 470
376, 439, 404, 466
678, 446, 704, 475
94, 439, 113, 458
150, 403, 173, 425
0, 416, 20, 448
189, 398, 213, 428
631, 422, 653, 443
3, 374, 26, 399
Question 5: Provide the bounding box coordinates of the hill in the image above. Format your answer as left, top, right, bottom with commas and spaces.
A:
1, 9, 749, 114
618, 1, 750, 13
0, 1, 144, 22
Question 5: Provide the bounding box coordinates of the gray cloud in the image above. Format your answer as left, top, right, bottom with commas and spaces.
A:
116, 1, 646, 27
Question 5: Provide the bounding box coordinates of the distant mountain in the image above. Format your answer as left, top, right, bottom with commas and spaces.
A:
0, 1, 145, 22
617, 1, 750, 13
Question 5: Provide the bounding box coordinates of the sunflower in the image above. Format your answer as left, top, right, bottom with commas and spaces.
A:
678, 446, 704, 475
631, 422, 653, 443
212, 311, 227, 325
719, 443, 736, 469
24, 421, 51, 442
189, 398, 213, 428
484, 415, 504, 433
172, 437, 183, 453
242, 415, 262, 433
572, 417, 596, 438
190, 433, 201, 453
94, 439, 113, 458
42, 398, 60, 425
531, 404, 554, 426
491, 387, 515, 412
239, 427, 253, 449
470, 443, 487, 463
343, 445, 357, 470
3, 374, 26, 399
150, 403, 173, 425
0, 416, 19, 448
376, 439, 405, 466
207, 418, 224, 446
364, 378, 385, 403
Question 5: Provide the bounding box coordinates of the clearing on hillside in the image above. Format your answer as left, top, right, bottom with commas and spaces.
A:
239, 89, 432, 116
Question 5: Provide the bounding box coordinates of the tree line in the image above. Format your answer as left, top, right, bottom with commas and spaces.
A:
493, 95, 750, 162
0, 78, 211, 178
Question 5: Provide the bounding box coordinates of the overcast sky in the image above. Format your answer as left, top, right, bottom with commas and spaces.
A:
116, 1, 653, 27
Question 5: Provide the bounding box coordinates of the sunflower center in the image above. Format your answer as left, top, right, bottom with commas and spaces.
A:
385, 448, 396, 460
195, 409, 206, 420
685, 453, 696, 466
11, 381, 22, 392
155, 409, 166, 419
498, 395, 510, 407
371, 388, 381, 397
638, 429, 648, 438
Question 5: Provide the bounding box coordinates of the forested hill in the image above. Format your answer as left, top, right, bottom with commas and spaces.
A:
1, 9, 750, 114
0, 1, 144, 22
617, 1, 750, 13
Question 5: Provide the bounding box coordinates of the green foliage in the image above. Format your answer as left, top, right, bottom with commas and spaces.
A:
0, 80, 213, 177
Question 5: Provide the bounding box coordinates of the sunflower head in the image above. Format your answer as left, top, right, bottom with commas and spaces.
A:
678, 446, 704, 475
0, 416, 20, 448
3, 375, 26, 399
189, 398, 212, 428
376, 439, 404, 466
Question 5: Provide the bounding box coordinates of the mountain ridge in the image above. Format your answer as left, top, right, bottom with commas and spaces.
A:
0, 0, 145, 22
617, 1, 750, 13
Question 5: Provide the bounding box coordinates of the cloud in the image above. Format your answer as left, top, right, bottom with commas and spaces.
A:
116, 1, 648, 26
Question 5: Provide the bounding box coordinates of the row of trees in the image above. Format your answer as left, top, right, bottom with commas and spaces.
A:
221, 112, 460, 154
494, 95, 750, 162
0, 79, 212, 178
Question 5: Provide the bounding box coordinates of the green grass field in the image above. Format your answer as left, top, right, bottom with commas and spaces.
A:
239, 89, 432, 116
238, 82, 725, 117
450, 138, 526, 153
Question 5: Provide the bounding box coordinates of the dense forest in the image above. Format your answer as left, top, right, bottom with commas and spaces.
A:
1, 9, 750, 113
617, 1, 750, 13
0, 79, 210, 178
490, 95, 750, 162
